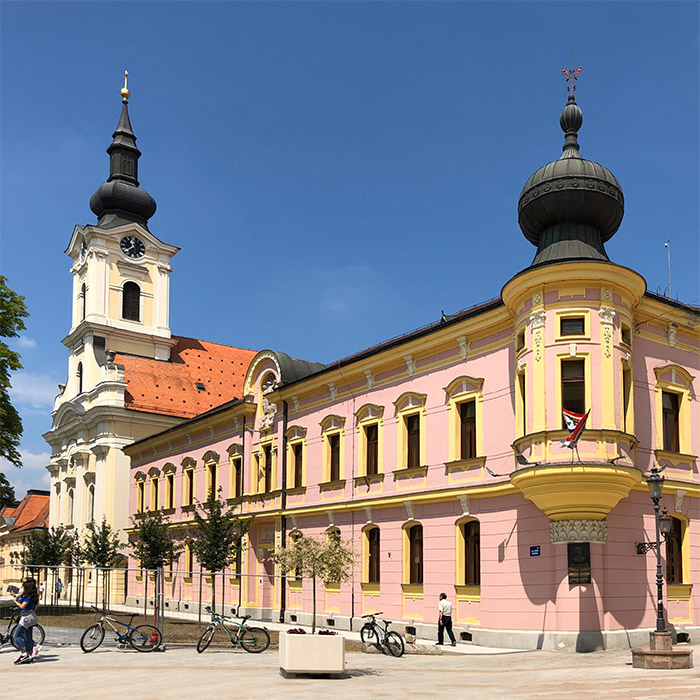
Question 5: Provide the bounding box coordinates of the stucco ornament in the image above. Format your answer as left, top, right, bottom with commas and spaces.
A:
456, 336, 468, 361
549, 519, 607, 544
260, 377, 278, 430
668, 323, 677, 348
404, 355, 415, 377
599, 306, 616, 359
529, 310, 546, 329
599, 306, 616, 325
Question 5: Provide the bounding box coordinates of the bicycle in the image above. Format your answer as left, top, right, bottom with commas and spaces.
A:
80, 605, 162, 653
359, 612, 405, 657
196, 606, 270, 653
0, 607, 46, 650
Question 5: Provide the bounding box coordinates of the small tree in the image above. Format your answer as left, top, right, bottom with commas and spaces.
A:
82, 517, 126, 610
273, 533, 355, 633
0, 472, 17, 508
190, 489, 252, 613
130, 509, 184, 570
21, 525, 72, 579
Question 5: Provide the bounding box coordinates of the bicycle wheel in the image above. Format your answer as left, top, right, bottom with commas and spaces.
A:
360, 624, 378, 645
384, 631, 405, 657
197, 625, 217, 654
80, 623, 105, 653
239, 627, 270, 653
129, 624, 162, 652
9, 623, 45, 650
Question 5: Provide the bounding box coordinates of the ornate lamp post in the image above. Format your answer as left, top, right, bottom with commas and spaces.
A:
646, 466, 673, 633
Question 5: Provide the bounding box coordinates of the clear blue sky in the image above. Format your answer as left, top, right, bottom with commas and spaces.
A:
1, 1, 698, 498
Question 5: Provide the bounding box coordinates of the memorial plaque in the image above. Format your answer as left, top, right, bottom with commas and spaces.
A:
567, 542, 591, 584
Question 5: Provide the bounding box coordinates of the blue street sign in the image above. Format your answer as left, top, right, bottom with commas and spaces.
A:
530, 546, 541, 557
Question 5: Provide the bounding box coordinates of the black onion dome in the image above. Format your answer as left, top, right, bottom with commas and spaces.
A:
518, 95, 624, 266
89, 97, 156, 229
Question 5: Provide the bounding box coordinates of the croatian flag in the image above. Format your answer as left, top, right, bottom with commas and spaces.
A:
561, 408, 590, 449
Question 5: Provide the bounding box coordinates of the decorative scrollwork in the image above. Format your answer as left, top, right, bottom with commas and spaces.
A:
549, 519, 607, 544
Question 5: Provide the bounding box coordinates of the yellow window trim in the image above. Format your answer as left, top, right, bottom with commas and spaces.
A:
361, 582, 380, 594
355, 409, 384, 478
286, 433, 307, 489
394, 393, 427, 470
401, 583, 424, 598
455, 585, 481, 602
667, 583, 692, 601
554, 308, 591, 341
654, 365, 694, 455
444, 376, 484, 462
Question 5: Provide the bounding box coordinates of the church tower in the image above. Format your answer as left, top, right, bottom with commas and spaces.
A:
44, 76, 181, 539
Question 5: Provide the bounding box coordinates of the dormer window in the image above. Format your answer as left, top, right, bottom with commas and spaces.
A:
122, 281, 140, 322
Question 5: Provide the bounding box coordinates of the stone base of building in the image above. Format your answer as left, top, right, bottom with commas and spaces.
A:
632, 631, 694, 669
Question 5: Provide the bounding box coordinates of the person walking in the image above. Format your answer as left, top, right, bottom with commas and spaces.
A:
11, 578, 40, 664
436, 592, 456, 647
55, 578, 64, 600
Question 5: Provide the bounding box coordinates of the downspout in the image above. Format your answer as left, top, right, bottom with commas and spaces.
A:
279, 399, 288, 623
239, 414, 245, 612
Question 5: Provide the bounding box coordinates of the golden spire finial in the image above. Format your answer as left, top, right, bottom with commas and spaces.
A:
120, 70, 130, 101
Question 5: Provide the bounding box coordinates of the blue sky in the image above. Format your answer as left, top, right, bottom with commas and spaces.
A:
1, 1, 698, 498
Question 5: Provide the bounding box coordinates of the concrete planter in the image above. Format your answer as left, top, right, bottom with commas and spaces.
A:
279, 633, 345, 677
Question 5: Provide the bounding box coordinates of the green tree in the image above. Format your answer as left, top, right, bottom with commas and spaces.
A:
0, 472, 17, 507
130, 509, 184, 570
0, 276, 29, 468
21, 525, 72, 573
82, 517, 125, 568
190, 489, 252, 612
273, 533, 355, 633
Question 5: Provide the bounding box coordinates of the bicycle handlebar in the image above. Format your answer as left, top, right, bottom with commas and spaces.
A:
362, 612, 383, 618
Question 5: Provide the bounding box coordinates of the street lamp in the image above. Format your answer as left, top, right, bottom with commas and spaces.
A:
646, 465, 669, 633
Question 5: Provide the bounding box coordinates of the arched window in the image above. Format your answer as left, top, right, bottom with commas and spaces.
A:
666, 516, 684, 584
67, 488, 74, 526
367, 526, 380, 584
80, 283, 87, 321
463, 520, 481, 585
87, 483, 95, 523
122, 281, 140, 322
77, 362, 83, 395
408, 524, 423, 585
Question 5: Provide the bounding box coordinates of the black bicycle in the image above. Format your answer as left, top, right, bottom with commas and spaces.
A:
0, 608, 46, 651
196, 606, 270, 653
359, 613, 405, 657
80, 605, 162, 653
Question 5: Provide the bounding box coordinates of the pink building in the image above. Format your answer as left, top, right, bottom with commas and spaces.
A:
125, 94, 699, 651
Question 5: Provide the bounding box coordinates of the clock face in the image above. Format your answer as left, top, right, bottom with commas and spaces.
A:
120, 236, 146, 259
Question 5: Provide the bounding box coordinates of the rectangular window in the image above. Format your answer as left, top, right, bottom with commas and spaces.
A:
621, 324, 632, 346
622, 367, 632, 433
185, 469, 194, 506
662, 391, 680, 452
516, 330, 525, 351
561, 359, 585, 420
233, 458, 242, 498
560, 317, 585, 336
408, 525, 423, 585
368, 528, 380, 584
666, 517, 683, 583
459, 401, 476, 460
518, 372, 527, 436
151, 477, 159, 510
292, 443, 303, 488
137, 481, 144, 513
365, 424, 378, 476
329, 434, 340, 482
207, 463, 217, 500
263, 444, 272, 493
406, 414, 421, 468
166, 473, 174, 509
464, 521, 480, 585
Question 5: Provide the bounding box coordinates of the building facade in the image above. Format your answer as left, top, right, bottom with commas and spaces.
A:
44, 84, 256, 544
123, 91, 700, 651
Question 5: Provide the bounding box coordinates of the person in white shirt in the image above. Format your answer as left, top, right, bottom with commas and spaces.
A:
436, 592, 456, 646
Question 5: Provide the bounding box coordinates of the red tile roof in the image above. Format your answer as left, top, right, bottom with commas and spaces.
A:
7, 491, 50, 533
116, 336, 257, 419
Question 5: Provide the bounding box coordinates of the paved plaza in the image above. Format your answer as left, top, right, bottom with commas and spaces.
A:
1, 641, 698, 699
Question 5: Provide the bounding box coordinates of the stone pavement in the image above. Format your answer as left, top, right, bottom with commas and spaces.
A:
1, 642, 698, 699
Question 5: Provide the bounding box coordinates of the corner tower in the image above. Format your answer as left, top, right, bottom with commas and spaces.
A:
502, 75, 646, 545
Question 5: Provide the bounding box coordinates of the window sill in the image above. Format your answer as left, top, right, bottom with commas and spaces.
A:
401, 583, 424, 598
161, 508, 176, 516
455, 585, 481, 602
667, 583, 692, 601
392, 466, 428, 478
325, 582, 341, 594
226, 496, 244, 505
360, 582, 380, 594
654, 449, 697, 465
286, 486, 307, 495
181, 504, 196, 513
445, 457, 485, 472
353, 473, 384, 487
319, 479, 346, 490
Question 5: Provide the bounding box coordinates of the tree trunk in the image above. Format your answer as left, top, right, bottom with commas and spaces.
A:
311, 576, 317, 634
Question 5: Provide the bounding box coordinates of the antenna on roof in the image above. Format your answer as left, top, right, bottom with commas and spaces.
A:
664, 240, 671, 297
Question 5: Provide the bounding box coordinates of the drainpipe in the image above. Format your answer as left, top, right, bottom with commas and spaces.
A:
279, 400, 288, 623
239, 414, 245, 612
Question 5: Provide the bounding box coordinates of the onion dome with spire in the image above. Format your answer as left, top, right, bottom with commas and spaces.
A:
518, 93, 624, 267
89, 74, 157, 229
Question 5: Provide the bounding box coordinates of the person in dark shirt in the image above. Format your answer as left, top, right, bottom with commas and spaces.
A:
11, 578, 39, 664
